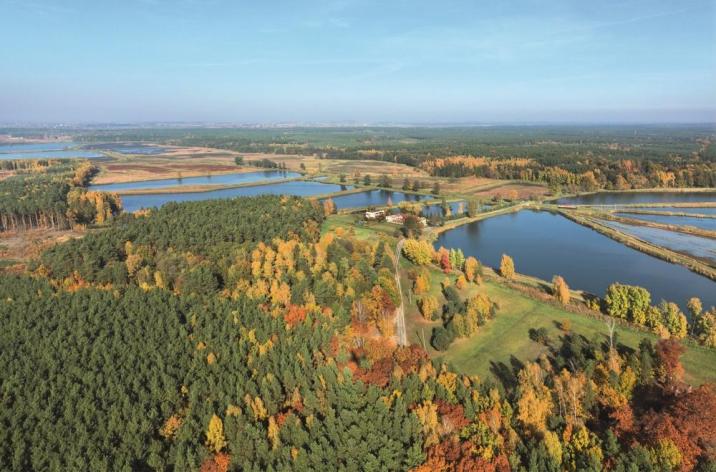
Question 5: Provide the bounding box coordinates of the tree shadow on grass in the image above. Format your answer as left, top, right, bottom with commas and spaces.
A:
490, 355, 525, 391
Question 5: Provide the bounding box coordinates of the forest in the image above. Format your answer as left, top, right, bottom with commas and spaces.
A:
0, 160, 121, 232
1, 194, 715, 471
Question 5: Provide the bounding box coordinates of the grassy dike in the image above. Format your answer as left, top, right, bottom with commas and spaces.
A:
616, 208, 716, 219
596, 211, 716, 239
556, 208, 716, 281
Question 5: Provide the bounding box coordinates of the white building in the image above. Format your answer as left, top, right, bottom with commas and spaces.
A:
364, 210, 386, 220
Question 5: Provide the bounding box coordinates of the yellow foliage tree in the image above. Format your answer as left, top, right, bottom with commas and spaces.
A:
205, 414, 227, 453
463, 256, 479, 282
413, 401, 440, 447
418, 296, 439, 320
552, 275, 570, 305
322, 198, 336, 216
268, 416, 281, 450
499, 254, 515, 280
413, 272, 430, 295
402, 239, 434, 266
516, 363, 552, 434
455, 274, 467, 289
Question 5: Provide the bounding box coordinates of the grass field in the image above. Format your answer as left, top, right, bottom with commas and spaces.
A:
401, 260, 716, 386
321, 214, 401, 240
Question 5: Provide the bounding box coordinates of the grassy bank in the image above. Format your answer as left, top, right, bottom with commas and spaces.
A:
426, 202, 529, 235
400, 260, 716, 386
617, 209, 716, 219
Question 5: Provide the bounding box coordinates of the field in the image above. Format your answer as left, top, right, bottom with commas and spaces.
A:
92, 146, 243, 184
401, 260, 716, 386
0, 228, 84, 268
321, 213, 401, 240
471, 182, 551, 200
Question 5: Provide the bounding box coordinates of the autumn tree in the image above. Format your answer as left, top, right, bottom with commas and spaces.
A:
322, 198, 336, 216
552, 275, 570, 305
463, 256, 480, 283
659, 302, 688, 339
418, 296, 439, 321
656, 338, 685, 391
695, 308, 716, 347
439, 251, 452, 273
413, 271, 430, 295
499, 254, 515, 280
516, 363, 553, 435
402, 239, 434, 266
206, 414, 227, 453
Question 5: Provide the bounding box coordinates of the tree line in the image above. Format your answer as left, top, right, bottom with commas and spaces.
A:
0, 160, 120, 232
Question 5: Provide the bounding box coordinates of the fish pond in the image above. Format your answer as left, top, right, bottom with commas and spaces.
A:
0, 142, 104, 160
91, 171, 300, 192
435, 210, 716, 309
329, 190, 427, 210
603, 220, 716, 264
120, 180, 351, 212
557, 191, 716, 205
616, 213, 716, 232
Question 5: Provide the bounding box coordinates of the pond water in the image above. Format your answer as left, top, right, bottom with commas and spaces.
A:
435, 210, 716, 309
329, 190, 427, 210
91, 171, 300, 192
557, 191, 716, 205
616, 213, 716, 231
603, 220, 716, 264
82, 143, 169, 155
0, 142, 104, 160
421, 201, 467, 218
120, 181, 351, 213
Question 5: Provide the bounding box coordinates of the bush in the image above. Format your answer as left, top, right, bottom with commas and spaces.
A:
431, 326, 455, 351
529, 327, 551, 345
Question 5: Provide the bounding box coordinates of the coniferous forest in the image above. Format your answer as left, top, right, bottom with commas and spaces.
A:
1, 193, 714, 471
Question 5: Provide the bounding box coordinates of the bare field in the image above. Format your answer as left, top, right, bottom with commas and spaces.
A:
472, 183, 550, 199
440, 176, 503, 194
240, 153, 427, 178
0, 228, 84, 265
94, 147, 247, 184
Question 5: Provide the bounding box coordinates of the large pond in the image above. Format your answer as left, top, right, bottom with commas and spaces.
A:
604, 220, 716, 264
617, 213, 716, 231
435, 210, 716, 309
120, 181, 351, 212
0, 142, 104, 160
329, 190, 427, 210
91, 171, 300, 192
557, 191, 716, 205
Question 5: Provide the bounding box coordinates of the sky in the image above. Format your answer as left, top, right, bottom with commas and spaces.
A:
1, 0, 715, 124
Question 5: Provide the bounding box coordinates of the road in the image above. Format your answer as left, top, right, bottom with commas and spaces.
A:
394, 238, 408, 346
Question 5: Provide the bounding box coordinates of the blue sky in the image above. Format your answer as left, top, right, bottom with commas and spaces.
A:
1, 0, 715, 123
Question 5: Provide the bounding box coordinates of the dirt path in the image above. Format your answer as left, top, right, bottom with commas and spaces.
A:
394, 239, 408, 346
